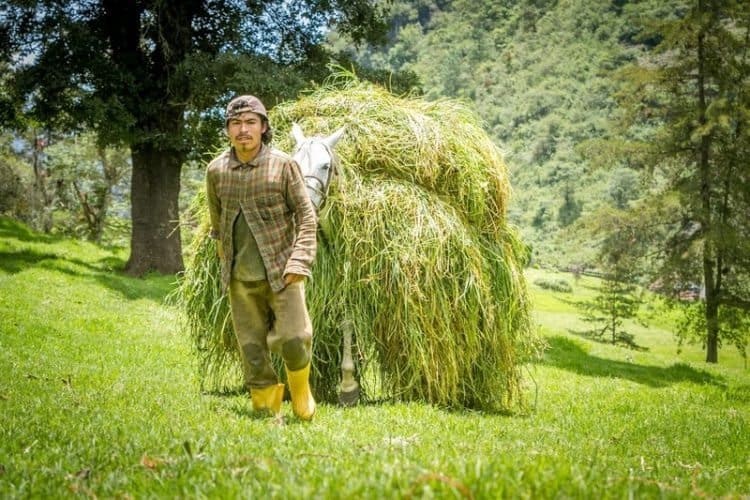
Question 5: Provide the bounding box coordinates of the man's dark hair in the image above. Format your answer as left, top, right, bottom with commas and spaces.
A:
261, 117, 273, 145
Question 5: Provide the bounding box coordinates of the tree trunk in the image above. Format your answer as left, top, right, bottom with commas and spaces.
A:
31, 131, 54, 233
703, 238, 722, 364
125, 142, 184, 275
705, 296, 719, 363
71, 180, 100, 242
696, 16, 719, 364
91, 145, 121, 243
93, 185, 111, 243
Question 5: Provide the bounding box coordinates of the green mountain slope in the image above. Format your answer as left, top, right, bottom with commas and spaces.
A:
331, 0, 670, 266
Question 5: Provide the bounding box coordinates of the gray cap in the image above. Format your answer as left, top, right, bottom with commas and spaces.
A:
225, 95, 268, 123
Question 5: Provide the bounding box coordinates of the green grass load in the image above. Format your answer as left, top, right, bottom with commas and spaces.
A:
175, 75, 541, 412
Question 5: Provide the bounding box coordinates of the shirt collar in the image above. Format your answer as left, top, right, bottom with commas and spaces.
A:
229, 143, 267, 169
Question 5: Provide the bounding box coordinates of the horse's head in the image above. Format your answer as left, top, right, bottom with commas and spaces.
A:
291, 123, 345, 212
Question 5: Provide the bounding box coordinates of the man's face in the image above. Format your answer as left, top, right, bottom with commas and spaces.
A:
227, 111, 267, 158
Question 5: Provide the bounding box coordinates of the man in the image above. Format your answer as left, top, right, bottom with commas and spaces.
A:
206, 95, 317, 420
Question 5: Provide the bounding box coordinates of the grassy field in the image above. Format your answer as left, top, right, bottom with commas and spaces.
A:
1, 217, 748, 499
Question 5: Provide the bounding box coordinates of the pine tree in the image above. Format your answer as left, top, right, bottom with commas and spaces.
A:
579, 220, 645, 349
581, 269, 644, 348
606, 0, 750, 362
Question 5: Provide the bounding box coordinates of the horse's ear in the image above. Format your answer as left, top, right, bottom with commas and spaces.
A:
291, 123, 306, 145
324, 126, 346, 149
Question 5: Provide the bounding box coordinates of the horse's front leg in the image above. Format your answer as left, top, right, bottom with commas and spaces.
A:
338, 318, 360, 406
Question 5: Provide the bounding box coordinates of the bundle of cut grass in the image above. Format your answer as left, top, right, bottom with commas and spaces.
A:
174, 74, 540, 411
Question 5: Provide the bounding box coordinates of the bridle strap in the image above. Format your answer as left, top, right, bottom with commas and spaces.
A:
295, 139, 338, 208
305, 175, 327, 200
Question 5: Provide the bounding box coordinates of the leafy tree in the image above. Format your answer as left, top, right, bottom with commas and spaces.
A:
557, 185, 582, 227
676, 302, 748, 365
606, 0, 750, 362
607, 167, 640, 209
1, 0, 387, 274
45, 133, 131, 243
0, 127, 60, 232
531, 204, 551, 229
0, 131, 36, 222
2, 127, 132, 242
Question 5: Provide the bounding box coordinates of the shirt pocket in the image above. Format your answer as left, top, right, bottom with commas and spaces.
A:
255, 193, 288, 222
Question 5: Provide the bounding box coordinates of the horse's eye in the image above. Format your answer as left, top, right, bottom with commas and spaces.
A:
322, 163, 330, 170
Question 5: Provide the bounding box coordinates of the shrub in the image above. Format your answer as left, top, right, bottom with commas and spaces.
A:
533, 277, 573, 293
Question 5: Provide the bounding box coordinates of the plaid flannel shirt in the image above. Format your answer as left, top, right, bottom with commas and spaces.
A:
206, 144, 317, 293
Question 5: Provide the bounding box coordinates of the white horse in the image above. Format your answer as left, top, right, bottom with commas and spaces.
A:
291, 123, 345, 212
291, 123, 359, 405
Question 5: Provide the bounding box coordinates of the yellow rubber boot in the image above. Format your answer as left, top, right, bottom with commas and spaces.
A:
250, 383, 285, 415
285, 364, 316, 420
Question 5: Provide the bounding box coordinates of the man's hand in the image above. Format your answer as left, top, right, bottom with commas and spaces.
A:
284, 273, 305, 286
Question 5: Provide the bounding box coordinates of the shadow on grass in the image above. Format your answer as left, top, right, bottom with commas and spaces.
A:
725, 385, 750, 402
568, 328, 649, 352
0, 247, 174, 302
203, 387, 246, 397
211, 390, 313, 424
0, 217, 62, 244
541, 335, 724, 388
1, 217, 177, 301
93, 271, 176, 302
556, 295, 588, 310
0, 249, 61, 274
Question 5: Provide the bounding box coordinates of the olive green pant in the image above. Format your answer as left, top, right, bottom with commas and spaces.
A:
228, 279, 313, 390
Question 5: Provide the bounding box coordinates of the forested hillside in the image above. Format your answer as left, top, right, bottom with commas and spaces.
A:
330, 0, 671, 266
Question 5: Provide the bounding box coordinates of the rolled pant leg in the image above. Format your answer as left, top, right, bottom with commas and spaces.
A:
267, 281, 313, 370
228, 279, 278, 389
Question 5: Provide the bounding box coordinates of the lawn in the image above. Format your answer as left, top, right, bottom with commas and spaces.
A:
1, 217, 748, 498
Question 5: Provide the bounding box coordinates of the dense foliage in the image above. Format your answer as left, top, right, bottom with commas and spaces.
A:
608, 0, 750, 362
0, 0, 389, 274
